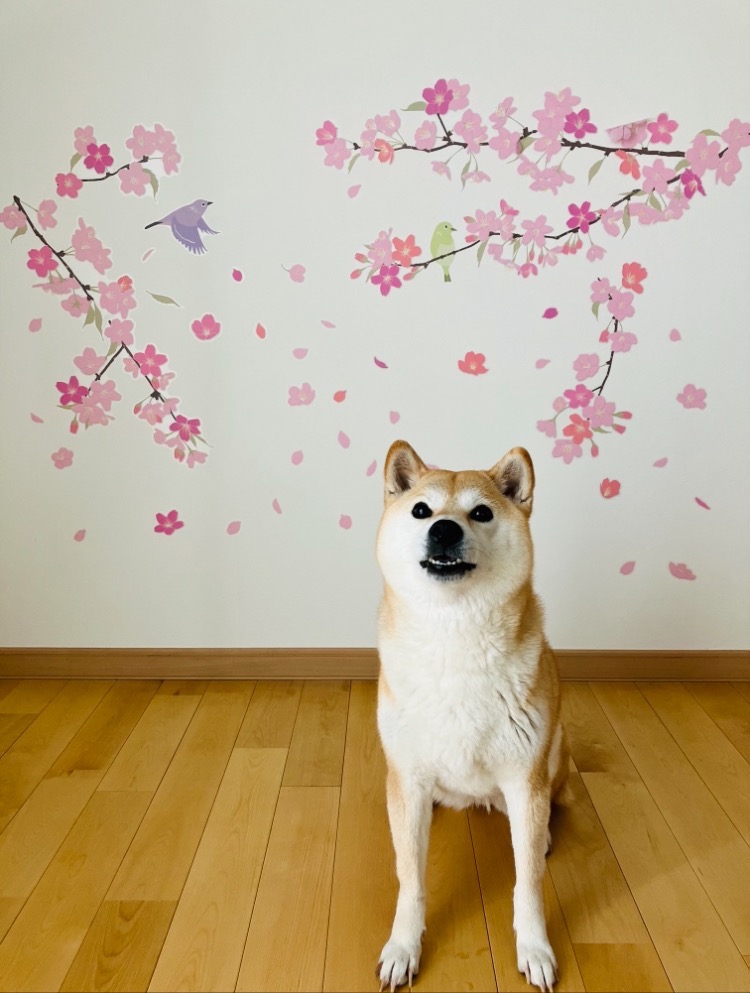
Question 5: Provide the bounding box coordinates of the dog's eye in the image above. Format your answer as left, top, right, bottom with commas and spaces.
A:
411, 502, 432, 519
470, 505, 493, 522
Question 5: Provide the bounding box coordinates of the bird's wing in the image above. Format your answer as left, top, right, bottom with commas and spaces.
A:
196, 218, 219, 235
171, 219, 206, 255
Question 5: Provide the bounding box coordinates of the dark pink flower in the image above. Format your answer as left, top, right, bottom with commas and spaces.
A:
458, 351, 488, 375
84, 142, 114, 174
133, 343, 167, 378
564, 385, 594, 409
56, 375, 88, 406
600, 478, 621, 499
422, 79, 453, 116
564, 108, 597, 139
566, 201, 597, 234
315, 120, 338, 145
680, 169, 705, 200
55, 172, 83, 198
154, 510, 184, 535
371, 264, 402, 297
26, 246, 58, 277
647, 113, 678, 145
170, 414, 201, 442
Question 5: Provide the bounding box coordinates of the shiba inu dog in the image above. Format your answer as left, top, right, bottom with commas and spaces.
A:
375, 440, 568, 992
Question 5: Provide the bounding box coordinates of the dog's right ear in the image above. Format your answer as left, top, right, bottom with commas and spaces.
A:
384, 440, 428, 502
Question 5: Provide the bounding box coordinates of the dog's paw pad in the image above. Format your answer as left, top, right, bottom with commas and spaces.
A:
517, 940, 558, 991
377, 939, 420, 991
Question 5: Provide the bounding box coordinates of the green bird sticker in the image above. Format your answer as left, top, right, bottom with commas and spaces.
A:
430, 221, 457, 282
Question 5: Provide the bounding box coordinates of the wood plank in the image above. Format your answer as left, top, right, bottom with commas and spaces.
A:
148, 748, 287, 992
107, 682, 254, 901
324, 682, 395, 992
0, 791, 151, 992
61, 901, 176, 993
0, 679, 66, 713
0, 714, 35, 758
0, 680, 112, 831
546, 764, 649, 944
282, 680, 349, 787
686, 682, 750, 763
640, 682, 750, 844
155, 680, 208, 696
572, 943, 672, 992
236, 680, 302, 747
583, 772, 750, 992
469, 807, 583, 992
592, 682, 750, 953
237, 786, 339, 993
98, 693, 201, 793
0, 682, 19, 705
734, 682, 750, 704
561, 682, 639, 778
0, 900, 23, 945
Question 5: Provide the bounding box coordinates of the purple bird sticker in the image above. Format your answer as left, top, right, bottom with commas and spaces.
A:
144, 199, 218, 255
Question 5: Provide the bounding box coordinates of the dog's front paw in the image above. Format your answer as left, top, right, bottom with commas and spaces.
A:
377, 938, 420, 991
517, 939, 557, 992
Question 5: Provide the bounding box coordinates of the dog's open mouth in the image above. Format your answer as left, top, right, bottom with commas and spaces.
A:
420, 554, 477, 580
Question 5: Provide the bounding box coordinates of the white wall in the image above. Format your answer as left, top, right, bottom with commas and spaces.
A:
1, 0, 748, 649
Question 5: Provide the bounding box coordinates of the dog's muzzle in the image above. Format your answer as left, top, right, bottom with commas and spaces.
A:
420, 519, 477, 580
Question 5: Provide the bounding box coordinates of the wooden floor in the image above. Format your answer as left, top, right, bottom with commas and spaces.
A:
0, 680, 748, 992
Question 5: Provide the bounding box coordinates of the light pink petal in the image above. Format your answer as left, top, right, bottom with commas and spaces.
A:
366, 460, 377, 477
374, 356, 388, 368
73, 529, 86, 542
333, 390, 347, 403
272, 498, 282, 515
232, 268, 243, 282
141, 248, 155, 262
292, 348, 308, 359
542, 307, 558, 319
226, 520, 242, 535
338, 431, 350, 449
287, 264, 306, 283
321, 320, 336, 328
347, 185, 361, 198
620, 561, 636, 575
669, 328, 682, 341
28, 317, 42, 333
389, 411, 400, 424
535, 358, 550, 369
291, 450, 304, 465
695, 497, 710, 510
339, 514, 352, 530
653, 457, 669, 468
30, 413, 44, 423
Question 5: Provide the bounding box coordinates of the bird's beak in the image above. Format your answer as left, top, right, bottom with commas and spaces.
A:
207, 201, 213, 205
450, 226, 457, 232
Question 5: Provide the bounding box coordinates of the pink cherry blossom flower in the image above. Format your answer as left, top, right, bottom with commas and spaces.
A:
162, 146, 182, 174
552, 396, 568, 413
154, 510, 184, 535
546, 88, 581, 117
566, 201, 597, 234
621, 262, 647, 294
597, 207, 623, 238
74, 347, 105, 376
191, 313, 221, 340
55, 172, 83, 198
536, 419, 557, 438
371, 264, 402, 296
133, 343, 167, 378
466, 170, 491, 184
564, 385, 594, 409
641, 158, 675, 194
0, 203, 25, 229
170, 414, 201, 442
138, 402, 164, 425
119, 162, 149, 196
531, 103, 565, 139
715, 151, 742, 186
573, 353, 600, 381
392, 234, 421, 268
453, 110, 487, 154
521, 214, 552, 248
73, 125, 96, 156
466, 209, 502, 242
564, 108, 597, 139
72, 218, 112, 274
56, 375, 88, 406
686, 134, 722, 177
374, 110, 401, 136
489, 127, 520, 160
88, 379, 121, 410
315, 120, 337, 145
669, 562, 696, 581
586, 245, 606, 262
680, 169, 705, 200
600, 478, 621, 499
373, 139, 395, 164
358, 129, 378, 160
590, 278, 613, 304
324, 138, 351, 169
104, 318, 134, 346
125, 124, 158, 158
615, 150, 640, 179
563, 413, 593, 444
431, 161, 451, 179
721, 118, 750, 148
98, 279, 136, 317
51, 447, 74, 470
490, 98, 517, 130
37, 199, 57, 230
414, 120, 437, 150
519, 262, 538, 278
26, 246, 58, 277
61, 293, 88, 318
187, 451, 207, 469
367, 230, 393, 267
458, 351, 488, 375
288, 383, 315, 406
583, 395, 615, 428
84, 142, 114, 174
74, 396, 111, 426
445, 79, 470, 111
647, 113, 678, 145
552, 438, 583, 464
153, 124, 177, 155
607, 288, 635, 321
422, 79, 453, 116
606, 119, 650, 147
677, 384, 707, 409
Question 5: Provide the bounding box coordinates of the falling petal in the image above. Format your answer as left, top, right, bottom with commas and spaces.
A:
333, 390, 347, 403
389, 411, 400, 424
338, 431, 350, 449
232, 268, 243, 282
291, 450, 304, 465
669, 328, 682, 341
339, 514, 352, 530
30, 413, 44, 423
292, 348, 308, 359
374, 356, 388, 368
272, 498, 282, 515
535, 358, 550, 369
285, 264, 306, 283
653, 457, 668, 468
366, 460, 377, 477
669, 561, 696, 581
321, 320, 336, 328
256, 323, 266, 339
73, 529, 86, 542
226, 521, 242, 535
620, 561, 636, 575
542, 308, 558, 319
695, 497, 710, 510
141, 248, 155, 262
347, 185, 361, 199
28, 317, 42, 333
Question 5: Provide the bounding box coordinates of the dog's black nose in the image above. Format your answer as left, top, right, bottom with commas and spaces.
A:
428, 518, 464, 549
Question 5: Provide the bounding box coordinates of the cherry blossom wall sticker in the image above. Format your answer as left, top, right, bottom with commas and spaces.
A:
3, 123, 210, 467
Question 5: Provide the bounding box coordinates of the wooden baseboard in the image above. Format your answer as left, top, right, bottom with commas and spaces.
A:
0, 648, 747, 681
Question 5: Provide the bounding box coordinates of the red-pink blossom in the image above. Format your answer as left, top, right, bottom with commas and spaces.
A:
55, 173, 83, 198
562, 413, 592, 444
392, 234, 421, 268
191, 313, 221, 340
373, 139, 395, 164
133, 343, 167, 378
458, 351, 488, 375
26, 246, 58, 277
621, 262, 648, 294
615, 150, 640, 179
600, 478, 621, 499
564, 385, 594, 409
170, 414, 201, 442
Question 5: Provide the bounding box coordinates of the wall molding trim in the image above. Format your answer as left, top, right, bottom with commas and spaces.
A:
0, 648, 747, 681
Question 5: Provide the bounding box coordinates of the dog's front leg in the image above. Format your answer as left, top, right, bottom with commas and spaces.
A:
378, 766, 432, 991
505, 778, 557, 992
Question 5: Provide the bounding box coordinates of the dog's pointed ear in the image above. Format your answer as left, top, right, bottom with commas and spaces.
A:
384, 440, 428, 502
488, 447, 535, 515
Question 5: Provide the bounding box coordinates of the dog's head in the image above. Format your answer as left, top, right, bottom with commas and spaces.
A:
376, 440, 536, 605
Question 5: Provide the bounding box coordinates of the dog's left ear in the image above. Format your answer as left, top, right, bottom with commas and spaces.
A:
384, 440, 428, 502
488, 447, 535, 515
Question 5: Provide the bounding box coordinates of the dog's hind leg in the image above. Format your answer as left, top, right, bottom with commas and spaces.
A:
505, 777, 558, 992
377, 764, 432, 991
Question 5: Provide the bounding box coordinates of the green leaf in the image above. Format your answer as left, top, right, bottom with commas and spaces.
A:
477, 240, 487, 267
147, 291, 181, 306
70, 152, 82, 170
591, 301, 601, 320
588, 158, 605, 184
83, 305, 96, 327
107, 340, 120, 357
700, 128, 721, 136
347, 152, 360, 174
10, 225, 27, 243
648, 193, 662, 211
518, 134, 535, 153
673, 157, 689, 172
402, 100, 427, 112
93, 306, 103, 333
622, 205, 631, 234
143, 168, 159, 200
511, 238, 521, 260
460, 158, 471, 189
